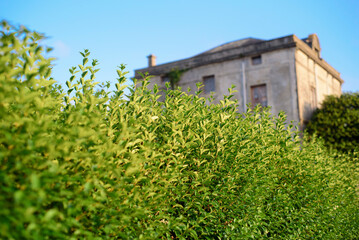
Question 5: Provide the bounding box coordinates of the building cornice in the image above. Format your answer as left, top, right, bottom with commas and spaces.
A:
292, 35, 343, 83
135, 35, 343, 84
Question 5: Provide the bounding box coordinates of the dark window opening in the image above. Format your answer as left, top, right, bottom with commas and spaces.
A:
161, 76, 173, 90
251, 55, 262, 65
203, 75, 215, 93
162, 76, 170, 83
251, 84, 267, 107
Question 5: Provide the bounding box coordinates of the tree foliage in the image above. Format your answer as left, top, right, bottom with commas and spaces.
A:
167, 68, 186, 90
1, 21, 358, 239
306, 93, 359, 154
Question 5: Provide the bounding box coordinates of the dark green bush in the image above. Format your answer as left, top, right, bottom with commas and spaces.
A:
1, 21, 358, 239
306, 93, 359, 154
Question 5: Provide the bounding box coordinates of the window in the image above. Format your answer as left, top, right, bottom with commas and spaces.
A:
161, 76, 173, 90
161, 76, 170, 83
203, 75, 215, 93
251, 55, 262, 65
251, 84, 267, 107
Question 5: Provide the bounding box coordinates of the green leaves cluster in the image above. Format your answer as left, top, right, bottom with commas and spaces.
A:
1, 21, 358, 239
306, 93, 359, 154
166, 68, 186, 90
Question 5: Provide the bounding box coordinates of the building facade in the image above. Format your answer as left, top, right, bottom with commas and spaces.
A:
134, 34, 343, 128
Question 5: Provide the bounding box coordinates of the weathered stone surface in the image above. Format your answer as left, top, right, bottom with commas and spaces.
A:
134, 34, 343, 128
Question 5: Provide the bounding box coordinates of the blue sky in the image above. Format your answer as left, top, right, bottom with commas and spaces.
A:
1, 0, 358, 93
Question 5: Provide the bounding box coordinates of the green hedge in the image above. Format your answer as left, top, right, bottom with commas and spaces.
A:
1, 21, 358, 239
306, 92, 359, 154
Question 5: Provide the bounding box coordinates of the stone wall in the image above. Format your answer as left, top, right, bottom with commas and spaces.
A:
295, 49, 342, 125
146, 48, 300, 126
135, 34, 343, 129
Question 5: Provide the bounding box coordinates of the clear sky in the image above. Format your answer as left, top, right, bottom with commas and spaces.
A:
1, 0, 358, 94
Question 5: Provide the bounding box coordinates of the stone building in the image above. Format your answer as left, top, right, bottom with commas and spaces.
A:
134, 34, 343, 128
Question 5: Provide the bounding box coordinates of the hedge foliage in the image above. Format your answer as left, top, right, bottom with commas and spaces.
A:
306, 93, 359, 154
1, 21, 358, 239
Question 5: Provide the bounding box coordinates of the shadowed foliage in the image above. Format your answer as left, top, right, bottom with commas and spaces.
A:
306, 93, 359, 154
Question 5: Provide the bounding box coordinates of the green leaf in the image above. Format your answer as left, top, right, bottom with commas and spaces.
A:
83, 58, 88, 66
66, 81, 71, 88
81, 71, 88, 78
30, 173, 40, 190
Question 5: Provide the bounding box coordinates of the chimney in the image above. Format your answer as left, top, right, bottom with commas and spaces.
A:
147, 54, 156, 67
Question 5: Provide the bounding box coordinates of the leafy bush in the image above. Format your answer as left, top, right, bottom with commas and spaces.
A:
306, 93, 359, 154
1, 21, 358, 239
